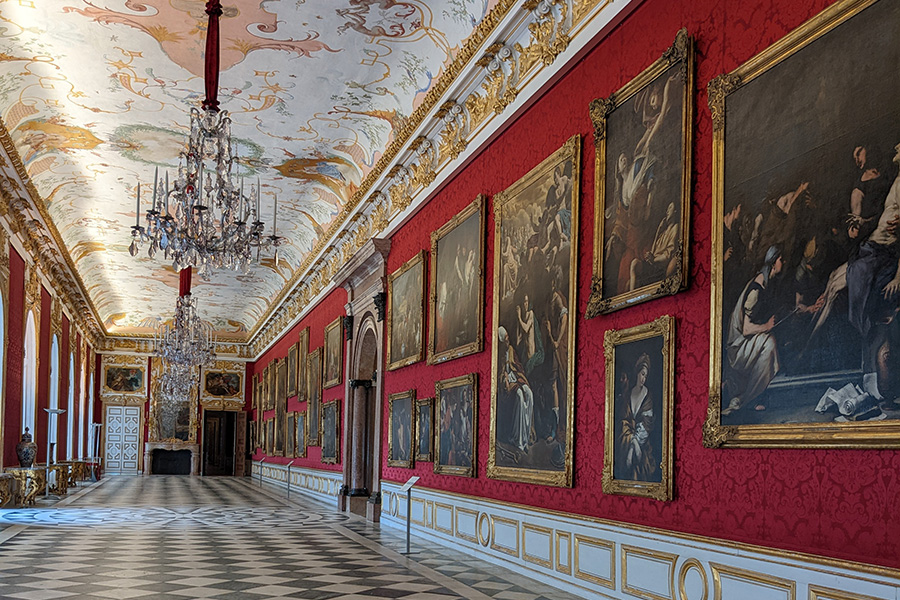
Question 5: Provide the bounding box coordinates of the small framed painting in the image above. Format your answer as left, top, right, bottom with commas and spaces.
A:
435, 374, 477, 477
603, 315, 675, 501
321, 400, 340, 464
287, 343, 298, 398
324, 317, 343, 389
307, 348, 323, 446
415, 397, 434, 462
387, 251, 426, 370
295, 410, 307, 458
388, 390, 415, 468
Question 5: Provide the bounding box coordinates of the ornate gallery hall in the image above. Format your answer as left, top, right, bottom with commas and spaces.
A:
0, 0, 898, 599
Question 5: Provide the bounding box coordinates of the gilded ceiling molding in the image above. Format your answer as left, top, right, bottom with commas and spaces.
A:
0, 226, 8, 290
247, 0, 617, 359
24, 262, 41, 317
51, 296, 63, 337
0, 161, 104, 349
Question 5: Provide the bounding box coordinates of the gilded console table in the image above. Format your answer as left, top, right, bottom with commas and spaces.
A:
0, 473, 16, 507
36, 464, 69, 496
57, 460, 87, 487
3, 467, 46, 506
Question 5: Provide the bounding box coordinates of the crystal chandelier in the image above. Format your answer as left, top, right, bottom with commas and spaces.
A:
154, 293, 216, 368
128, 0, 285, 279
155, 361, 196, 412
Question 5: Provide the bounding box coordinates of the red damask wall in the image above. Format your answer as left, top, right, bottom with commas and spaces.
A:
250, 286, 347, 472
2, 247, 24, 467
375, 0, 900, 569
35, 287, 50, 463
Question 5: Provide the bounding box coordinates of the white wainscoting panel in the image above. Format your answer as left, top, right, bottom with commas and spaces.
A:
251, 461, 341, 506
378, 481, 900, 600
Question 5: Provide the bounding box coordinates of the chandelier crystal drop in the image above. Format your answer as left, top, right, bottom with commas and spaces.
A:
154, 293, 216, 368
128, 0, 285, 279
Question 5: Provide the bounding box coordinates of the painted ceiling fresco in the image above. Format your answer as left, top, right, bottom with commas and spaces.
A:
0, 0, 495, 337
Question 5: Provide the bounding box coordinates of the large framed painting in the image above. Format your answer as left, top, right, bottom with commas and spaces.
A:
324, 317, 343, 388
705, 0, 900, 448
387, 390, 415, 468
295, 410, 307, 458
435, 374, 477, 477
266, 418, 274, 456
587, 29, 693, 317
200, 361, 244, 409
387, 250, 426, 370
488, 135, 579, 486
321, 399, 340, 464
603, 316, 675, 500
287, 343, 298, 398
274, 359, 287, 456
298, 327, 309, 403
428, 195, 485, 364
266, 363, 275, 411
307, 347, 323, 446
415, 397, 434, 462
103, 364, 145, 395
286, 413, 296, 458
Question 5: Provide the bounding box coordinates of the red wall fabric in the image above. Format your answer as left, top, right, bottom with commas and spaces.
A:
375, 0, 900, 569
72, 332, 81, 459
250, 286, 346, 472
2, 247, 24, 467
35, 287, 50, 463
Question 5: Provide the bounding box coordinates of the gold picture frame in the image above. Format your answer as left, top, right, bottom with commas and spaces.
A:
306, 347, 323, 446
488, 135, 579, 486
321, 399, 340, 464
435, 373, 477, 478
388, 390, 415, 468
387, 250, 426, 370
415, 397, 434, 462
102, 357, 146, 396
428, 194, 486, 365
324, 316, 343, 389
603, 315, 675, 501
586, 29, 693, 317
275, 358, 287, 456
266, 418, 274, 456
200, 359, 244, 410
705, 0, 900, 448
266, 362, 275, 412
287, 343, 298, 398
295, 410, 307, 458
298, 327, 309, 403
286, 413, 296, 458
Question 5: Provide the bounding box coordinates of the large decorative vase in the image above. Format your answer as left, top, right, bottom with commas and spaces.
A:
16, 428, 37, 468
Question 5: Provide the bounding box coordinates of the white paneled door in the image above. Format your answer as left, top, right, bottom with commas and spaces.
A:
104, 405, 142, 474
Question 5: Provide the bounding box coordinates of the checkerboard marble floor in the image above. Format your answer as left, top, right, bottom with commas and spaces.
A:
0, 477, 584, 600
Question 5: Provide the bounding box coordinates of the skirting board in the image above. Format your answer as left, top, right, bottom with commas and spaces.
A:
379, 481, 900, 600
251, 461, 341, 506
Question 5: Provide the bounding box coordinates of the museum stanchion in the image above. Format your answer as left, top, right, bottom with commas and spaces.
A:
286, 460, 296, 499
400, 476, 420, 555
43, 408, 66, 499
258, 457, 266, 488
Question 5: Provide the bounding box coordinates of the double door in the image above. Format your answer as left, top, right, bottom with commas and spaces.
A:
104, 405, 141, 474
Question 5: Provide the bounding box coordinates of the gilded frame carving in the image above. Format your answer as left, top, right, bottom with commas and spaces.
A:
428, 194, 486, 365
586, 29, 693, 317
704, 0, 900, 448
101, 354, 147, 397
323, 316, 343, 389
297, 327, 309, 403
147, 356, 198, 444
295, 409, 307, 458
199, 359, 244, 410
266, 361, 275, 411
286, 412, 295, 458
415, 397, 434, 462
287, 343, 298, 398
320, 399, 340, 464
306, 347, 322, 446
275, 358, 287, 456
387, 390, 415, 468
265, 418, 274, 455
386, 250, 426, 370
488, 135, 579, 487
435, 373, 477, 478
603, 315, 675, 501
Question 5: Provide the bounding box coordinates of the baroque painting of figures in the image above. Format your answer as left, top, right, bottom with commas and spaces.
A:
295, 411, 307, 458
275, 359, 287, 456
709, 0, 900, 445
388, 251, 425, 370
603, 316, 674, 500
204, 372, 241, 398
388, 391, 414, 468
588, 30, 693, 316
436, 374, 477, 477
307, 348, 322, 446
287, 344, 298, 397
324, 317, 343, 388
416, 398, 433, 461
321, 401, 339, 464
106, 366, 143, 393
429, 196, 485, 364
286, 414, 295, 458
489, 136, 579, 486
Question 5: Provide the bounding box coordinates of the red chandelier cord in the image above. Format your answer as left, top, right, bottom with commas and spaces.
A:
179, 268, 192, 297
202, 0, 222, 112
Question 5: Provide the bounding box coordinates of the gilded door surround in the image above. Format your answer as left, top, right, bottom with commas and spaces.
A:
332, 238, 390, 520
0, 226, 8, 468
